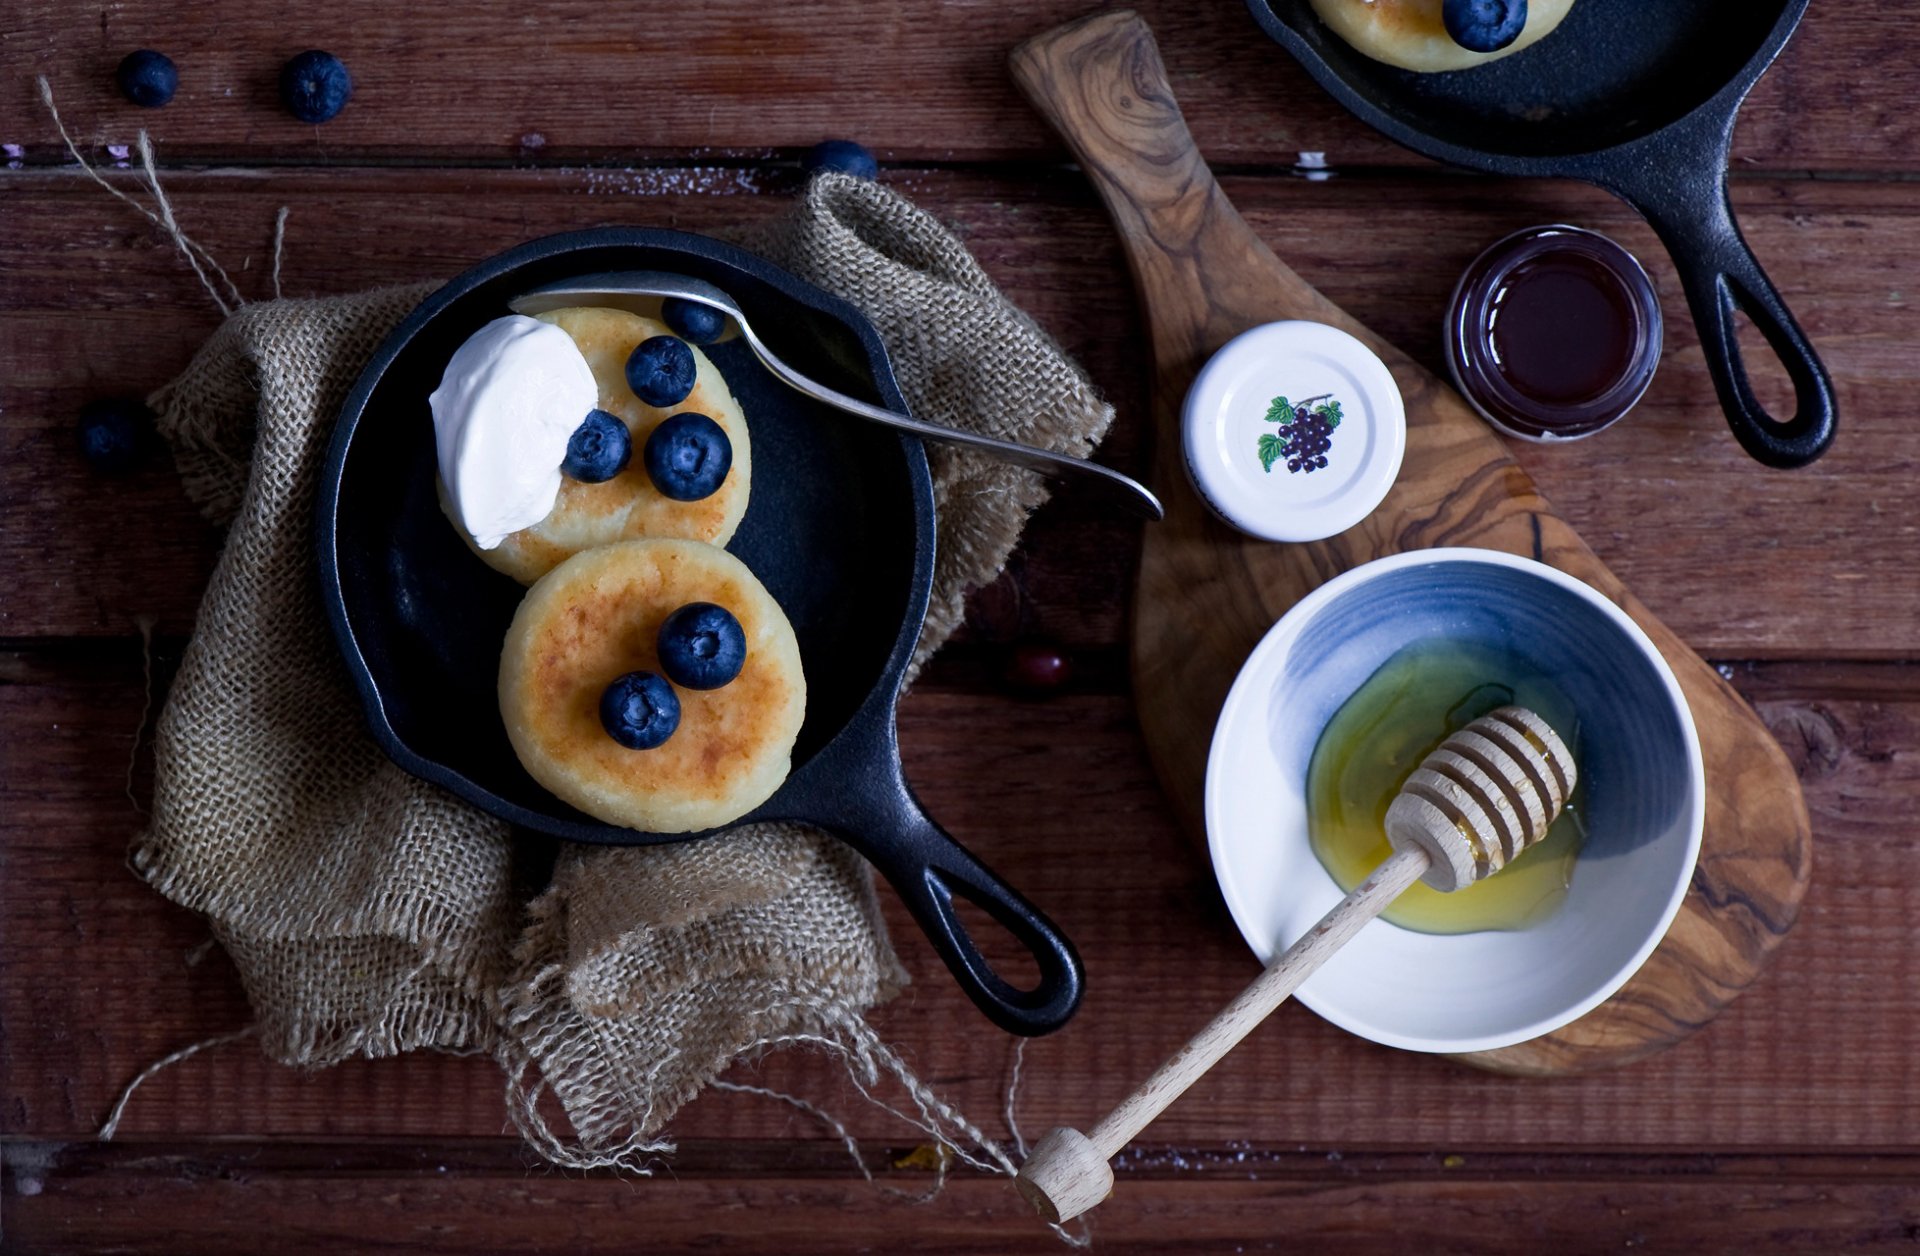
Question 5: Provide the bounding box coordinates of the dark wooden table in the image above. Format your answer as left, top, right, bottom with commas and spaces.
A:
4, 4, 1919, 1252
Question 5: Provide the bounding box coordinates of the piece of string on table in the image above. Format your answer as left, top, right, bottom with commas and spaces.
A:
36, 76, 289, 315
123, 614, 157, 815
1005, 1037, 1031, 1158
271, 206, 289, 300
497, 992, 1086, 1244
97, 1025, 256, 1141
689, 1017, 1086, 1246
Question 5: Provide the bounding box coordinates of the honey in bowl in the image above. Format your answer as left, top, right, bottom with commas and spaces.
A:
1305, 638, 1585, 934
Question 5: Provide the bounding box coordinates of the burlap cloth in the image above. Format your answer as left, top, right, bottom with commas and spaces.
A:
133, 173, 1113, 1168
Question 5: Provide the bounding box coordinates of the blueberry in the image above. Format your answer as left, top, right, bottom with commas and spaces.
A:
661, 298, 727, 346
1441, 0, 1528, 53
625, 335, 697, 408
657, 603, 747, 690
279, 50, 352, 124
643, 413, 733, 501
599, 671, 680, 750
561, 409, 632, 483
803, 139, 878, 181
77, 398, 153, 474
116, 50, 178, 108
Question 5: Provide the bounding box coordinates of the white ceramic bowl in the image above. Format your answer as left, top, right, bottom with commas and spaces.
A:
1204, 548, 1705, 1054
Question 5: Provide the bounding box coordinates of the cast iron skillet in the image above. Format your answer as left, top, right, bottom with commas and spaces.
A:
316, 227, 1083, 1037
1246, 0, 1836, 468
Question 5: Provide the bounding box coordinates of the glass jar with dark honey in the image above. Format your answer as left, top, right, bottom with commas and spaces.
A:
1445, 225, 1663, 442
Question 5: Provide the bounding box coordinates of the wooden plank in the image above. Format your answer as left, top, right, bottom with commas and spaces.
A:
0, 2, 1912, 173
6, 649, 1920, 1151
2, 169, 1917, 653
9, 1140, 1920, 1255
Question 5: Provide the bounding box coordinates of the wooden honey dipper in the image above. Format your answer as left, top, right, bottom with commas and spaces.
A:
1015, 706, 1577, 1224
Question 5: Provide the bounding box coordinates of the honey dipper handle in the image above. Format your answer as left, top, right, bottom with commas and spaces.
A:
1016, 848, 1429, 1224
1089, 846, 1428, 1153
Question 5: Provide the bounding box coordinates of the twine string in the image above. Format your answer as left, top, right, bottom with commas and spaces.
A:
98, 1026, 256, 1140
36, 76, 247, 314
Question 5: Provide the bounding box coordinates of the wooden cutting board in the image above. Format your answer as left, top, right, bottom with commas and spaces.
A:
1011, 10, 1811, 1074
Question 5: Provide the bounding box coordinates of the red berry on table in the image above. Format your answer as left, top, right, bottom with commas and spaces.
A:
1005, 641, 1073, 695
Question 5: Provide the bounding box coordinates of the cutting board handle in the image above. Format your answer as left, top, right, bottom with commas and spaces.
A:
1010, 10, 1216, 235
1012, 10, 1321, 381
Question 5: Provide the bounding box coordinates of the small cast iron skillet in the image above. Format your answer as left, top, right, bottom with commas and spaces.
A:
316, 228, 1083, 1037
1247, 0, 1836, 468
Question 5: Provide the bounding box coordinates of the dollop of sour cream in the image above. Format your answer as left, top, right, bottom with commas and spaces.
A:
429, 315, 599, 550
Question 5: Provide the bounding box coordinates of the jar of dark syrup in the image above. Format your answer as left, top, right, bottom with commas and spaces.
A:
1446, 225, 1662, 442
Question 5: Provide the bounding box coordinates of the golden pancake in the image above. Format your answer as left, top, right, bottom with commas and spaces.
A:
1309, 0, 1576, 73
449, 307, 752, 585
499, 538, 805, 833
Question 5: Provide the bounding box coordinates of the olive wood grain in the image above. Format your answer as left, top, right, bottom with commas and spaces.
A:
1010, 9, 1812, 1075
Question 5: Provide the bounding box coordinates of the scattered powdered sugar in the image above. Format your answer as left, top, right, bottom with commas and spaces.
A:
1110, 1138, 1279, 1179
561, 165, 763, 196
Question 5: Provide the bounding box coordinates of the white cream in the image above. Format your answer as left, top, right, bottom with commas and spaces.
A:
429, 315, 599, 550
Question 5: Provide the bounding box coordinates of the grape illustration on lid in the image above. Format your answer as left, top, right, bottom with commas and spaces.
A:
1182, 320, 1406, 544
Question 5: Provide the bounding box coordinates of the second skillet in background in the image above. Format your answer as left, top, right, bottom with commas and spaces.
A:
1247, 0, 1837, 468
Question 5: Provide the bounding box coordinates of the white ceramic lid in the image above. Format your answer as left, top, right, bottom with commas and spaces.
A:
1181, 320, 1406, 543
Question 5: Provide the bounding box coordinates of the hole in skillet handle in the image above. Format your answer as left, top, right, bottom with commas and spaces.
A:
1704, 257, 1838, 469
809, 717, 1085, 1037
1629, 167, 1837, 469
889, 817, 1086, 1037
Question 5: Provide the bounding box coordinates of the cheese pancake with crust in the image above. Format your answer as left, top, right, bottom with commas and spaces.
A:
448, 307, 752, 585
1310, 0, 1576, 73
499, 539, 805, 833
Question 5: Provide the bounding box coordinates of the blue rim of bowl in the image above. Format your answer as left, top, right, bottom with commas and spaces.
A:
1202, 547, 1706, 1054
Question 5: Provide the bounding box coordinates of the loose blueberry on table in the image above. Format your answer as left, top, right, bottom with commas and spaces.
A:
643, 413, 733, 501
600, 671, 681, 750
77, 397, 153, 474
1442, 0, 1528, 53
279, 50, 353, 123
803, 139, 878, 181
625, 335, 698, 408
661, 297, 727, 346
561, 409, 632, 483
657, 603, 748, 690
115, 50, 178, 108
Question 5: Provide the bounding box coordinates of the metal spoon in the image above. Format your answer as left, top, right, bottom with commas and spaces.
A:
510, 270, 1164, 520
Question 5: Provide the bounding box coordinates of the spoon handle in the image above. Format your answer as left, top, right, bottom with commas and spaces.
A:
738, 323, 1165, 520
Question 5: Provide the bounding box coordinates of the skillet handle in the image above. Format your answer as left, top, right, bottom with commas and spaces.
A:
1622, 165, 1837, 468
818, 737, 1084, 1036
